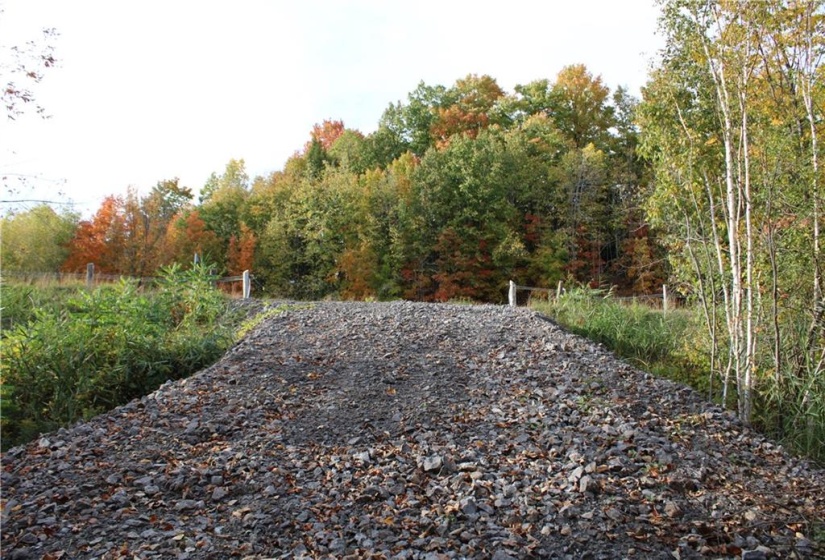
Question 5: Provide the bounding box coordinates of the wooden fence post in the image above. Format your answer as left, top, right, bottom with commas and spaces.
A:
556, 280, 563, 302
242, 270, 251, 299
508, 280, 516, 307
663, 284, 668, 315
86, 263, 94, 289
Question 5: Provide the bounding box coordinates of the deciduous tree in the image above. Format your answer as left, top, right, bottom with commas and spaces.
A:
62, 196, 125, 274
638, 0, 825, 428
0, 205, 77, 272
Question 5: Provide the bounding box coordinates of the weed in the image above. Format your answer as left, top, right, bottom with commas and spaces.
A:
0, 265, 243, 450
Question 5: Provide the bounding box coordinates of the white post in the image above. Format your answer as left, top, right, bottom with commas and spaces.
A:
242, 270, 251, 299
663, 284, 668, 315
508, 280, 516, 307
556, 280, 563, 301
86, 263, 94, 289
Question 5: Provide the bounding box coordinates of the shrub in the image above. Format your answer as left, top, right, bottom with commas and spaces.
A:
0, 265, 240, 449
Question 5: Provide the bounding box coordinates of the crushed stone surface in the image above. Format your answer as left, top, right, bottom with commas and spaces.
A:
2, 301, 823, 559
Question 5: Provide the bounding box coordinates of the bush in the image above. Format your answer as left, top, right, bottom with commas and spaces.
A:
0, 265, 242, 449
0, 283, 82, 331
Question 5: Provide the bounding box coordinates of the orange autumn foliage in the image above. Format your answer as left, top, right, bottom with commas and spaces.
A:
307, 119, 346, 151
62, 196, 125, 274
226, 223, 256, 275
161, 210, 221, 266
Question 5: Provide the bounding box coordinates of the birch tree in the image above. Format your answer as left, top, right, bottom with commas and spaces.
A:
640, 0, 825, 429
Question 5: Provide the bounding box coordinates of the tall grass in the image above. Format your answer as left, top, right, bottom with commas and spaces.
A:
531, 287, 824, 464
0, 282, 85, 331
0, 264, 246, 449
756, 320, 825, 464
532, 287, 704, 388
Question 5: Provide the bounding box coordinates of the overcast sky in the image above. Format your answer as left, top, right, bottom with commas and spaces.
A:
1, 0, 664, 217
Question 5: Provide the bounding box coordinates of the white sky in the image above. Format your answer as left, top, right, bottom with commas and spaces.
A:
1, 0, 664, 218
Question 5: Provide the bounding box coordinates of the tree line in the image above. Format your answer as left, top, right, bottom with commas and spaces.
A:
3, 64, 661, 302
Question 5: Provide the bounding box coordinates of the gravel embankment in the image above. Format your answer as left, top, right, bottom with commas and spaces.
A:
2, 301, 823, 559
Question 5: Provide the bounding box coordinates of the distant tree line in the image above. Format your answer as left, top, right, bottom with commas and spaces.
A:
3, 64, 663, 302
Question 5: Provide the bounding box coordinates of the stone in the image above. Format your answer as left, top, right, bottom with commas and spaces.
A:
422, 455, 443, 473
1, 301, 822, 560
460, 497, 478, 515
664, 501, 681, 518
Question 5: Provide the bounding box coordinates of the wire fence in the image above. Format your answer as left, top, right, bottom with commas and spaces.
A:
508, 280, 677, 312
2, 266, 253, 298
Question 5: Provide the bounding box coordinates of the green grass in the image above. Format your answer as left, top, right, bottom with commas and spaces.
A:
531, 287, 705, 389
1, 282, 87, 332
0, 265, 284, 450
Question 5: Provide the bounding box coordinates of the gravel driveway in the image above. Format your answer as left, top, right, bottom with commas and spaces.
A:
2, 301, 823, 559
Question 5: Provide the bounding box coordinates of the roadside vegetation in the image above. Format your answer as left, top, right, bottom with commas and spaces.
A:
0, 265, 254, 450
532, 288, 825, 466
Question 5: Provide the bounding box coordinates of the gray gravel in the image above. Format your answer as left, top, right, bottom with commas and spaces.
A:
2, 301, 823, 559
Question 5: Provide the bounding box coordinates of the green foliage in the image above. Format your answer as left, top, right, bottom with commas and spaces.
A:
198, 159, 251, 259
1, 283, 81, 331
0, 205, 78, 272
0, 265, 241, 450
328, 130, 372, 175
636, 0, 825, 442
760, 360, 825, 465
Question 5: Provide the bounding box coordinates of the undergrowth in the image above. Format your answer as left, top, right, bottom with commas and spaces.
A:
0, 264, 272, 450
531, 287, 702, 388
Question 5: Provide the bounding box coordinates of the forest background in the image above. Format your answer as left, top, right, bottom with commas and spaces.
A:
2, 0, 825, 459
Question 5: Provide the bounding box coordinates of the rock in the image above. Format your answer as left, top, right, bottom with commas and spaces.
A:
422, 455, 443, 473
353, 450, 371, 465
568, 465, 585, 482
795, 537, 814, 556
664, 501, 681, 518
174, 500, 200, 511
605, 507, 623, 521
460, 496, 478, 515
1, 302, 823, 560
